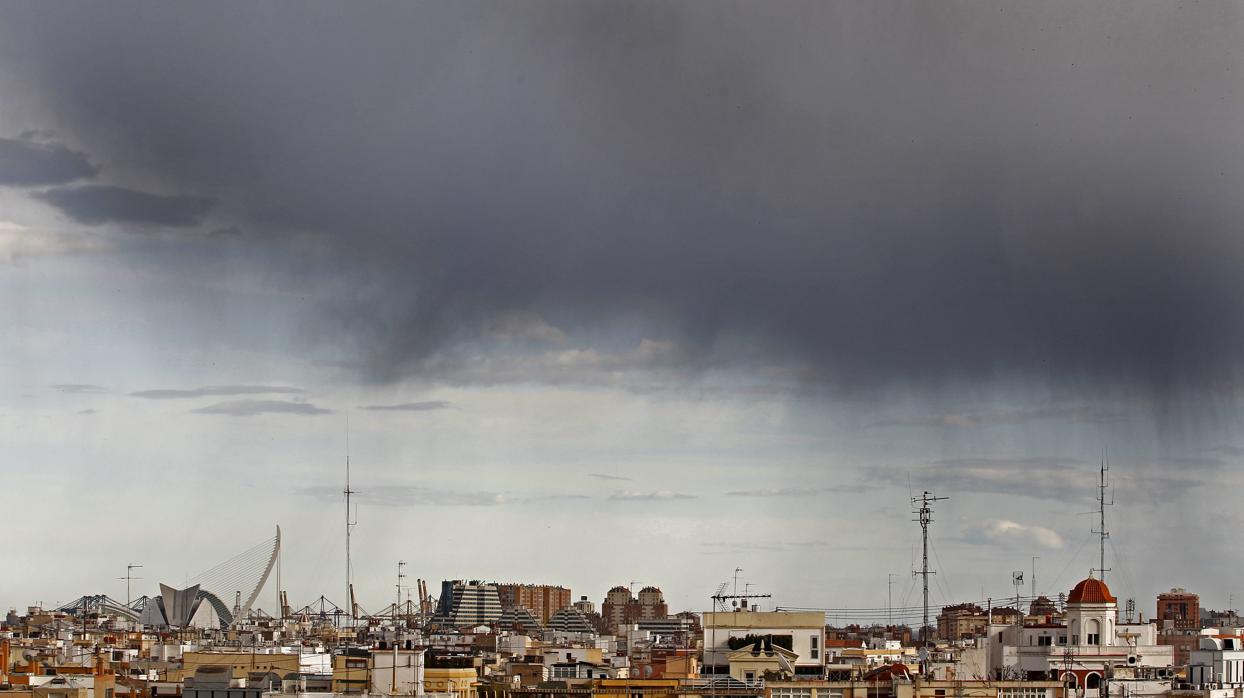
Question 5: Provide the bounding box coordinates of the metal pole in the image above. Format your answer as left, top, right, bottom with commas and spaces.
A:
912, 492, 947, 643
888, 574, 898, 628
1032, 557, 1040, 601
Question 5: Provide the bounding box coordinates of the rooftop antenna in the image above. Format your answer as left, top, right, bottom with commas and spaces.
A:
1032, 556, 1040, 601
345, 417, 358, 621
117, 563, 143, 606
1091, 451, 1113, 581
888, 574, 899, 626
912, 491, 948, 644
396, 561, 406, 620
732, 568, 743, 596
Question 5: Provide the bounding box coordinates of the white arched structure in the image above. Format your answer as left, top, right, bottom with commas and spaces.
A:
187, 525, 281, 628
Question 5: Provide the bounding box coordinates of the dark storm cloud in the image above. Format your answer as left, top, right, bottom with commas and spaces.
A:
0, 136, 97, 186
35, 185, 214, 227
358, 401, 451, 412
131, 385, 304, 399
191, 399, 329, 416
4, 2, 1244, 397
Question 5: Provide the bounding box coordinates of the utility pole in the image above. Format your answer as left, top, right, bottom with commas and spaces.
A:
1092, 455, 1113, 581
117, 564, 143, 606
912, 491, 948, 644
1013, 571, 1025, 626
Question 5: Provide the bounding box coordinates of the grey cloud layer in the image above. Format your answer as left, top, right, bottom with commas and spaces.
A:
35, 185, 214, 227
0, 137, 96, 185
2, 3, 1243, 399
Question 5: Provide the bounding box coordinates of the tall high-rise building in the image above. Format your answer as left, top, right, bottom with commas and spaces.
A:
637, 587, 668, 620
1157, 587, 1201, 665
434, 580, 503, 627
1157, 588, 1200, 630
496, 583, 571, 625
601, 585, 668, 632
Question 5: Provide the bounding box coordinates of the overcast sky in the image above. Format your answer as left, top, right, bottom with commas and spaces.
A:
3, 1, 1244, 621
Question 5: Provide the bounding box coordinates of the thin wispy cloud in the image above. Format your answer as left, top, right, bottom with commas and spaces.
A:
589, 473, 632, 481
296, 484, 589, 507
901, 456, 1202, 503
700, 540, 848, 556
609, 490, 695, 501
725, 485, 864, 497
191, 399, 330, 417
358, 400, 451, 412
50, 383, 107, 394
131, 385, 304, 399
868, 405, 1128, 430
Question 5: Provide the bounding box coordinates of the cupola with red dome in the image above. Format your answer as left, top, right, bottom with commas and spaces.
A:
1068, 574, 1116, 604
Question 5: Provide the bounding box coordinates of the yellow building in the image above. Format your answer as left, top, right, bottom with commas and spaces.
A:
728, 643, 798, 683
331, 652, 371, 694
763, 679, 1063, 698
181, 651, 301, 679
596, 678, 683, 698
423, 666, 477, 698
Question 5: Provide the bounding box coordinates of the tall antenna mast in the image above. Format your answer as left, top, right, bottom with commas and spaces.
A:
1091, 453, 1113, 580
345, 420, 358, 620
912, 491, 948, 643
396, 561, 406, 624
117, 563, 143, 606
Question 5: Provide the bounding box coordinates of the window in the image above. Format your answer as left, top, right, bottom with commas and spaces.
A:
771, 689, 813, 698
811, 634, 820, 660
1087, 634, 1100, 646
999, 688, 1048, 698
1058, 636, 1067, 645
1072, 635, 1079, 645
1038, 636, 1053, 646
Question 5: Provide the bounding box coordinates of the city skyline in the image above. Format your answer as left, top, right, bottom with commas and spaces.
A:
4, 2, 1244, 617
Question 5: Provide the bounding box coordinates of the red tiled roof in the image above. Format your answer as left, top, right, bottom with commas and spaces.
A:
1068, 577, 1116, 604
